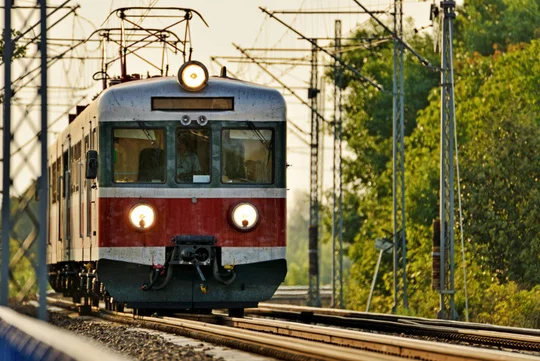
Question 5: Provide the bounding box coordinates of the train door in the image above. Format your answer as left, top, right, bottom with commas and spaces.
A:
48, 158, 54, 264
56, 153, 62, 262
89, 124, 99, 259
83, 126, 94, 260
71, 139, 83, 260
89, 126, 98, 259
60, 137, 72, 261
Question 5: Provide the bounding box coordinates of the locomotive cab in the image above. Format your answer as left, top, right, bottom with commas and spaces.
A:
90, 61, 287, 312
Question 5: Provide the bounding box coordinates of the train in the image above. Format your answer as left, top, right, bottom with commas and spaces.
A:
47, 60, 287, 316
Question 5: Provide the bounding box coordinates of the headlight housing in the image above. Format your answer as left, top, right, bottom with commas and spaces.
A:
231, 202, 259, 231
177, 60, 209, 92
129, 203, 156, 231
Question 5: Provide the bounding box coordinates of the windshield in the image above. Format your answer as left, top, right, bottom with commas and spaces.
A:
176, 128, 211, 183
221, 128, 273, 184
113, 128, 165, 183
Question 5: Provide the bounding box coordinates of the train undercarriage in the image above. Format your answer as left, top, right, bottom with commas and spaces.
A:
48, 251, 286, 317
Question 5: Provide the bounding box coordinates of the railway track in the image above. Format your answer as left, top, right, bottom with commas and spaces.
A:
250, 303, 540, 353
46, 296, 539, 361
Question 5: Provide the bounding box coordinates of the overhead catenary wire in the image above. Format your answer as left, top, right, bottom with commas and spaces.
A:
0, 2, 79, 67
210, 56, 310, 143
234, 43, 330, 125
352, 0, 440, 72
259, 7, 386, 93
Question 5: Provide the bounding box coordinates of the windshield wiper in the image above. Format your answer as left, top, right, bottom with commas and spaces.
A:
137, 121, 160, 150
247, 121, 271, 151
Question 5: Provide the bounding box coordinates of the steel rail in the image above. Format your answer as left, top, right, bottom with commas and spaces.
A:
100, 311, 400, 361
212, 314, 539, 361
251, 303, 540, 352
259, 302, 540, 337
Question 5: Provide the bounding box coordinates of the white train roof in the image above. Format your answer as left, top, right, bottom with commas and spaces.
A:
96, 76, 286, 122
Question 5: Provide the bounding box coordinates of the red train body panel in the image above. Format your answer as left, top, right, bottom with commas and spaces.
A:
98, 197, 286, 248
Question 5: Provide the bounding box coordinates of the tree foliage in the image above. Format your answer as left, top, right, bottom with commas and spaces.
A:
285, 191, 333, 286
456, 0, 540, 55
324, 0, 540, 325
0, 30, 28, 61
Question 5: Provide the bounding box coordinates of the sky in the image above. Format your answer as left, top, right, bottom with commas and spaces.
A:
1, 0, 444, 205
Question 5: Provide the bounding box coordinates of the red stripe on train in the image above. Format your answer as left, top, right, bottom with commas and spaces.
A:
98, 197, 286, 248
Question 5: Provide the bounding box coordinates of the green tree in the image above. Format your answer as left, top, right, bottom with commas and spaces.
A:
457, 41, 540, 287
285, 191, 310, 285
456, 0, 540, 55
285, 191, 333, 286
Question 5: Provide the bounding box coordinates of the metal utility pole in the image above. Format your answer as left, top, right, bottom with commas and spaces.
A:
438, 0, 458, 320
331, 20, 344, 309
392, 0, 408, 313
307, 40, 321, 307
38, 0, 49, 322
1, 1, 54, 321
1, 0, 14, 308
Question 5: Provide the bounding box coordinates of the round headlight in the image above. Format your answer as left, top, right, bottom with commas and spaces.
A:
231, 203, 259, 231
129, 204, 156, 230
177, 61, 208, 91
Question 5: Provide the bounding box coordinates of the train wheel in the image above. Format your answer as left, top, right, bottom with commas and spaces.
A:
78, 305, 92, 315
104, 295, 112, 311
228, 308, 244, 317
134, 308, 154, 317
72, 293, 81, 304
113, 302, 124, 313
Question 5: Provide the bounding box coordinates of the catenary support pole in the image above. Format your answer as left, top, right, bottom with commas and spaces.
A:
307, 40, 321, 307
1, 0, 14, 307
331, 19, 344, 309
438, 0, 458, 320
392, 0, 408, 313
38, 0, 49, 322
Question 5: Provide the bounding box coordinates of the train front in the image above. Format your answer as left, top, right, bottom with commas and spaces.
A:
96, 61, 287, 312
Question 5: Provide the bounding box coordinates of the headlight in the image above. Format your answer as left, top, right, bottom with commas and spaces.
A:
231, 203, 259, 231
129, 204, 155, 230
177, 61, 208, 92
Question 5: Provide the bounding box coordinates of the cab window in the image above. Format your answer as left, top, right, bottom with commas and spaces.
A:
113, 128, 166, 183
175, 128, 211, 183
221, 128, 273, 184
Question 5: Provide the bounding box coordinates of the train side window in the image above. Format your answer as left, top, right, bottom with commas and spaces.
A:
62, 150, 69, 198
51, 160, 57, 203
113, 128, 166, 183
175, 128, 210, 184
71, 141, 81, 193
221, 128, 273, 184
48, 166, 52, 203
57, 159, 62, 198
